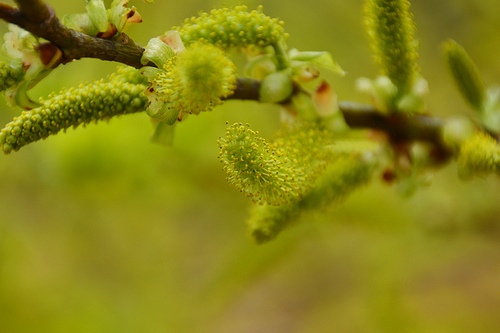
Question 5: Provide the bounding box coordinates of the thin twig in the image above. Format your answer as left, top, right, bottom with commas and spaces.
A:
0, 0, 146, 68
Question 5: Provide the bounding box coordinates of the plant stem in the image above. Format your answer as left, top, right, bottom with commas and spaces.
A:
0, 0, 146, 68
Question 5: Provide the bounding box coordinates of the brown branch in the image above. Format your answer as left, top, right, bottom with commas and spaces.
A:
0, 0, 146, 68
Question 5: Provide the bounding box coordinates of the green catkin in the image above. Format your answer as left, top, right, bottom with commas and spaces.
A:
457, 131, 500, 179
151, 41, 237, 118
0, 67, 148, 154
364, 0, 419, 94
218, 122, 309, 206
247, 154, 374, 244
443, 39, 486, 111
217, 122, 334, 206
172, 5, 287, 49
0, 62, 24, 92
109, 65, 149, 85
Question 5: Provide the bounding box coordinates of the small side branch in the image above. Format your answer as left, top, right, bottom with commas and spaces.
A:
0, 0, 145, 68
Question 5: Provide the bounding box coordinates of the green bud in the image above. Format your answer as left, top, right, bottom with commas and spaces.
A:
259, 69, 293, 103
86, 0, 109, 33
288, 49, 345, 76
218, 122, 333, 206
142, 41, 237, 122
62, 13, 99, 36
444, 39, 486, 112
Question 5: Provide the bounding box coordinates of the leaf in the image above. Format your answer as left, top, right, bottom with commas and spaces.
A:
141, 38, 175, 67
150, 121, 175, 146
62, 13, 99, 36
86, 0, 109, 33
289, 50, 345, 75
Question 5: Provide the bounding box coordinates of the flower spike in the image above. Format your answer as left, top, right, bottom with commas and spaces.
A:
143, 41, 237, 123
172, 5, 287, 49
364, 0, 419, 94
0, 67, 148, 154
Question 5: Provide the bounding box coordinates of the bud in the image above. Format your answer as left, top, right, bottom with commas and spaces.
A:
444, 39, 486, 112
259, 69, 293, 103
142, 41, 237, 123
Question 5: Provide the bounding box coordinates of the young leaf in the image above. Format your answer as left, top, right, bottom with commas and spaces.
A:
289, 50, 345, 75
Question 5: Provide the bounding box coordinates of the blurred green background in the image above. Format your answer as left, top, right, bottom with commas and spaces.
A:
1, 0, 500, 332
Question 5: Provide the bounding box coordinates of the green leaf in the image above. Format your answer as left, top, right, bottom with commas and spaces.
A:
244, 53, 275, 77
141, 38, 175, 67
86, 0, 109, 33
150, 121, 175, 146
62, 13, 99, 36
289, 49, 345, 75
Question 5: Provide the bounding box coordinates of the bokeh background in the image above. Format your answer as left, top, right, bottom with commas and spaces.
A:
1, 0, 500, 332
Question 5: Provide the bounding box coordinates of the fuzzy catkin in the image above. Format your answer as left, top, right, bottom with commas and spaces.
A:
217, 122, 334, 206
0, 62, 24, 92
0, 67, 148, 154
248, 154, 374, 244
172, 5, 287, 49
364, 0, 419, 93
457, 131, 500, 179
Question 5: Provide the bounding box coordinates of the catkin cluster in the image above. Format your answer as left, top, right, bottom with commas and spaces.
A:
0, 67, 148, 154
151, 41, 237, 121
248, 154, 375, 244
172, 5, 287, 49
457, 131, 500, 179
217, 122, 333, 206
0, 62, 24, 92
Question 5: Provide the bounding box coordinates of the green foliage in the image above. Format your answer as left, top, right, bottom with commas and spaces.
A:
444, 39, 500, 135
444, 39, 486, 112
0, 0, 499, 243
62, 0, 141, 36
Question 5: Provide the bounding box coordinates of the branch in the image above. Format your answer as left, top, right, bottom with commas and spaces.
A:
227, 79, 452, 161
0, 0, 454, 162
0, 0, 146, 68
